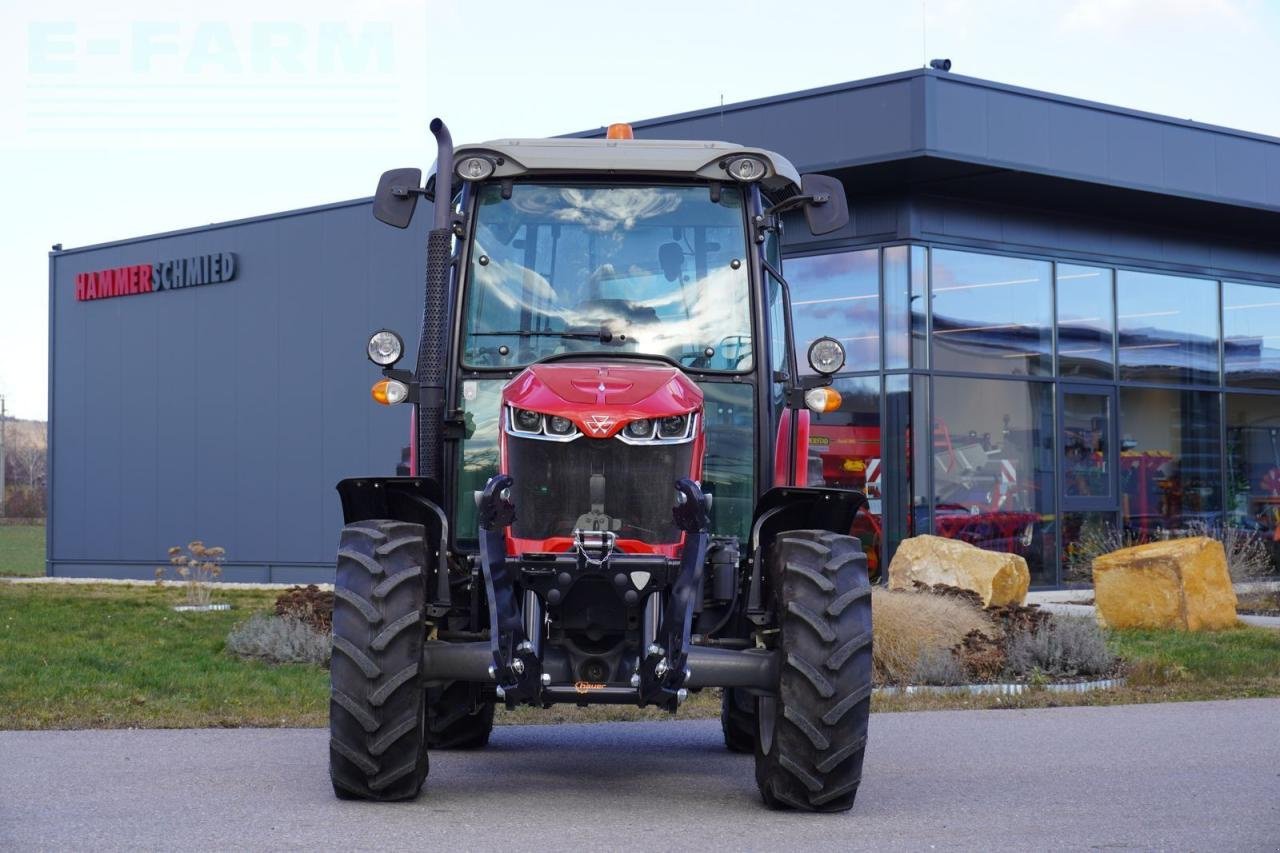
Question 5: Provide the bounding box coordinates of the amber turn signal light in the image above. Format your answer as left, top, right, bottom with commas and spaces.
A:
803, 386, 842, 414
371, 378, 409, 406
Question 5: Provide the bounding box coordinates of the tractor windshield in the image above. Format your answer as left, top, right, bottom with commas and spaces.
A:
461, 183, 753, 372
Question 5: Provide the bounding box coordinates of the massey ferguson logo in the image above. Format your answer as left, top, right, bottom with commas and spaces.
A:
584, 415, 614, 436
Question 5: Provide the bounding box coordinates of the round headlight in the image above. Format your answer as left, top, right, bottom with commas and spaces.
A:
547, 416, 575, 436
807, 336, 846, 375
624, 418, 654, 440
456, 156, 495, 182
367, 330, 404, 366
512, 408, 542, 433
726, 156, 767, 182
658, 414, 688, 439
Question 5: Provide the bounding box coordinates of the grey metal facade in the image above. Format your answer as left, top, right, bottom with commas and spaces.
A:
48, 199, 430, 581
48, 68, 1280, 584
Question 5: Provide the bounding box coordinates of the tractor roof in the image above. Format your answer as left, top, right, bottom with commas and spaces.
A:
450, 137, 803, 195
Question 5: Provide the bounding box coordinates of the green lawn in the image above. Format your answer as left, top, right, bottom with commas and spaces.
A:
0, 524, 45, 577
0, 581, 1277, 730
0, 582, 328, 729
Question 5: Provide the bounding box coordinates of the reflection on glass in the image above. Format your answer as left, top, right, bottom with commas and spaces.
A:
462, 184, 752, 371
1057, 264, 1114, 379
930, 249, 1053, 376
1225, 393, 1280, 573
786, 249, 879, 373
1223, 281, 1280, 389
454, 379, 505, 544
931, 376, 1056, 585
912, 375, 930, 534
911, 246, 928, 369
1116, 271, 1219, 385
1061, 511, 1119, 583
699, 382, 755, 542
1062, 392, 1111, 500
883, 246, 910, 370
805, 376, 881, 575
1118, 387, 1221, 537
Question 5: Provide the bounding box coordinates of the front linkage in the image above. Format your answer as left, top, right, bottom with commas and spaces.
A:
476, 473, 712, 711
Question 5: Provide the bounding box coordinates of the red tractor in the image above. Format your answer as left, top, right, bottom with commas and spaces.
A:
330, 120, 872, 811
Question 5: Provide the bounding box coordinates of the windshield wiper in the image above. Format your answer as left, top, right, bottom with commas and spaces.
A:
471, 327, 618, 343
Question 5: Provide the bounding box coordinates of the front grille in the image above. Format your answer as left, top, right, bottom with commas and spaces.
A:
507, 435, 694, 544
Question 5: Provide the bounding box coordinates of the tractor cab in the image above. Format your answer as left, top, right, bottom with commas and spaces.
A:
331, 120, 874, 813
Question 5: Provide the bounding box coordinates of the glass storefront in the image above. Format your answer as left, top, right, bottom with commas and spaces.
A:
784, 241, 1280, 586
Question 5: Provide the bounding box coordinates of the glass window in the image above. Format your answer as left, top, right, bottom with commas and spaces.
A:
1057, 264, 1114, 379
911, 246, 928, 369
1119, 388, 1221, 537
1061, 390, 1114, 503
805, 376, 882, 576
462, 183, 752, 372
453, 378, 506, 546
911, 374, 931, 536
1225, 393, 1280, 573
1116, 271, 1219, 385
881, 374, 913, 571
699, 382, 755, 542
932, 376, 1056, 586
1061, 511, 1119, 583
1223, 281, 1280, 389
930, 249, 1053, 377
883, 246, 910, 370
785, 249, 879, 373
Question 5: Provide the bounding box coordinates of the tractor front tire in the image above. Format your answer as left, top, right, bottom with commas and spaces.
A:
427, 682, 495, 749
721, 688, 757, 754
754, 530, 872, 813
329, 520, 429, 802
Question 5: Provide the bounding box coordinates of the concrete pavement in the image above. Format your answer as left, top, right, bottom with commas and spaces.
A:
2, 699, 1277, 851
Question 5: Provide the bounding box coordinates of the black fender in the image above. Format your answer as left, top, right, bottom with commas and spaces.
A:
336, 476, 451, 611
744, 486, 867, 617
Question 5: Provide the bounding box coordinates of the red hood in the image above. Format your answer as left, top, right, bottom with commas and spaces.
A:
503, 361, 702, 439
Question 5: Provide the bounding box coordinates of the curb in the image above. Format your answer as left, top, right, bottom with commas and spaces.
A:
875, 677, 1127, 697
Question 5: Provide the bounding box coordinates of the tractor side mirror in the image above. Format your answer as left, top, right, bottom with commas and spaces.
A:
800, 173, 849, 236
373, 167, 423, 229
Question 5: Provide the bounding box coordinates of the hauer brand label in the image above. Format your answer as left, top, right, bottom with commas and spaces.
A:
76, 252, 237, 302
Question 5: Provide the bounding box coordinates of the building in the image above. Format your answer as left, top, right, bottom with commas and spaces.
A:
47, 68, 1280, 585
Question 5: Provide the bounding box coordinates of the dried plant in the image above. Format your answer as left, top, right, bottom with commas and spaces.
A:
1181, 521, 1273, 582
1065, 519, 1275, 583
274, 585, 334, 633
1063, 519, 1140, 583
155, 540, 225, 607
911, 648, 967, 686
226, 613, 330, 666
872, 588, 994, 685
1004, 616, 1114, 679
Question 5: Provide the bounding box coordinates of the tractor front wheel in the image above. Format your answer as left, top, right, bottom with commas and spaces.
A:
427, 682, 495, 749
754, 530, 873, 812
721, 688, 757, 754
328, 520, 430, 801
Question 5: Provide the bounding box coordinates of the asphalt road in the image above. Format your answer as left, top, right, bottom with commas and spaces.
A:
2, 699, 1278, 851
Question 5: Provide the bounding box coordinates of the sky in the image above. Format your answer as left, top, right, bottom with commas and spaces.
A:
1, 0, 1278, 421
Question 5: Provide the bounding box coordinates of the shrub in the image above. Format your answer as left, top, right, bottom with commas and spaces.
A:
1004, 615, 1114, 679
226, 613, 330, 666
1066, 519, 1274, 583
274, 584, 333, 633
872, 588, 993, 685
911, 648, 967, 685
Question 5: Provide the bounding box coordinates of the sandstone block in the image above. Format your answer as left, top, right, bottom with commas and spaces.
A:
888, 534, 1030, 607
1092, 537, 1237, 631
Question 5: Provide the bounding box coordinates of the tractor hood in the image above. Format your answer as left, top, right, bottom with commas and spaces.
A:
503, 361, 702, 439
